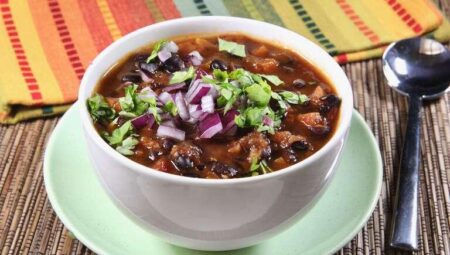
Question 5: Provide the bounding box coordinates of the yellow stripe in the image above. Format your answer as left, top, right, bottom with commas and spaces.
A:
10, 1, 63, 104
300, 0, 363, 52
361, 0, 410, 39
96, 0, 122, 40
0, 9, 29, 105
241, 0, 264, 21
268, 0, 316, 44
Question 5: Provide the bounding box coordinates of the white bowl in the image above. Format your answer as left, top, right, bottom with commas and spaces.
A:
78, 16, 353, 251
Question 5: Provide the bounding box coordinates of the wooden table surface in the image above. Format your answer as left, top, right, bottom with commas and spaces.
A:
1, 1, 450, 254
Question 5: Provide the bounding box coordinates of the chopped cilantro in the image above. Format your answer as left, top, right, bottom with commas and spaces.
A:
245, 83, 271, 107
218, 38, 246, 57
213, 69, 228, 82
87, 93, 116, 122
163, 101, 178, 116
116, 136, 139, 156
169, 66, 195, 84
299, 94, 310, 104
104, 120, 133, 145
259, 74, 284, 86
146, 40, 167, 63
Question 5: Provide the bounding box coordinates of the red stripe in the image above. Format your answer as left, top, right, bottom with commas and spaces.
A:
48, 0, 85, 80
154, 0, 181, 19
106, 0, 155, 35
384, 0, 422, 34
77, 0, 113, 51
335, 54, 348, 64
336, 0, 380, 44
0, 1, 43, 103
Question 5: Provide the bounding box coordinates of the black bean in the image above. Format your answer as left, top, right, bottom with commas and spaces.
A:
210, 161, 239, 177
134, 54, 149, 63
163, 54, 185, 72
319, 94, 340, 114
283, 148, 298, 163
210, 59, 228, 71
121, 73, 142, 83
291, 140, 309, 151
293, 79, 306, 88
161, 138, 175, 151
172, 156, 194, 170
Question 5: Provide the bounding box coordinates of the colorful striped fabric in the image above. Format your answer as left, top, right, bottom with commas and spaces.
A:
0, 0, 449, 123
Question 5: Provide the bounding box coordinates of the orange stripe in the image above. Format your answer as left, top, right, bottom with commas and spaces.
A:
336, 0, 380, 44
385, 0, 422, 33
28, 0, 79, 102
58, 0, 97, 68
48, 0, 85, 80
154, 0, 181, 20
106, 0, 155, 35
0, 0, 42, 104
78, 0, 113, 51
96, 0, 121, 40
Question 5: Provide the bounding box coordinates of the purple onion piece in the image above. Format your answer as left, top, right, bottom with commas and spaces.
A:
138, 70, 152, 83
131, 114, 155, 129
201, 95, 214, 113
175, 91, 190, 121
164, 41, 179, 53
187, 51, 203, 66
158, 92, 173, 104
187, 83, 211, 104
198, 113, 223, 139
221, 109, 239, 133
262, 116, 274, 127
162, 82, 186, 92
156, 125, 185, 141
158, 49, 172, 62
161, 120, 176, 128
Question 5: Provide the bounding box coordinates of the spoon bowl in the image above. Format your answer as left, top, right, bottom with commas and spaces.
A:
382, 37, 450, 251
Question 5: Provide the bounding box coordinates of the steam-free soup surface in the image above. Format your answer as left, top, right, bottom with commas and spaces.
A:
88, 34, 340, 179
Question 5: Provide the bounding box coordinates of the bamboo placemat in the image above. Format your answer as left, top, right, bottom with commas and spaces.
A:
1, 2, 450, 255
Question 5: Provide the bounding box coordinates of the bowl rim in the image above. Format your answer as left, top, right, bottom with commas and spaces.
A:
78, 16, 353, 186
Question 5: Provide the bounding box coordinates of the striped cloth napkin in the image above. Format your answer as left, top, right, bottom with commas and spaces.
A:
0, 0, 449, 123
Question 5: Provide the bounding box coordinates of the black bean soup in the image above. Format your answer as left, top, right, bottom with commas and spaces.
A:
87, 34, 340, 179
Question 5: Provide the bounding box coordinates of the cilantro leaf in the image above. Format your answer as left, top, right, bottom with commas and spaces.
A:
218, 38, 246, 57
279, 91, 299, 104
104, 121, 133, 145
116, 136, 139, 156
213, 69, 228, 82
87, 93, 116, 122
245, 83, 271, 107
169, 66, 195, 84
299, 94, 310, 104
146, 40, 167, 63
163, 101, 178, 116
259, 74, 284, 86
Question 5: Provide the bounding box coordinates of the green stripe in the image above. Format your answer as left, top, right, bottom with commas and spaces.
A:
42, 106, 53, 115
222, 0, 251, 18
251, 0, 285, 27
173, 0, 201, 16
288, 0, 337, 55
193, 0, 211, 15
204, 0, 230, 16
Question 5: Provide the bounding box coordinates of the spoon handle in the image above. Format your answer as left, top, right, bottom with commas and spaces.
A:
390, 95, 422, 251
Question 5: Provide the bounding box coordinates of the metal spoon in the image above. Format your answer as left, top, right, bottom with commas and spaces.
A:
382, 37, 450, 251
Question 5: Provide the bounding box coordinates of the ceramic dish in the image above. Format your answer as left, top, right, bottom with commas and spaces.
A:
44, 104, 381, 254
78, 16, 353, 250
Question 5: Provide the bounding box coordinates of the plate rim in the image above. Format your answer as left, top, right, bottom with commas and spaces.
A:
43, 104, 383, 255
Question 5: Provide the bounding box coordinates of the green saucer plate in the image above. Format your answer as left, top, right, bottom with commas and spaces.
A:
44, 103, 382, 255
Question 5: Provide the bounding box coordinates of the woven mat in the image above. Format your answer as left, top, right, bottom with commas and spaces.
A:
1, 3, 450, 255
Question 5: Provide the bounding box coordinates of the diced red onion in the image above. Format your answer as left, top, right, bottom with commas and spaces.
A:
186, 83, 212, 104
175, 91, 190, 121
161, 120, 176, 128
157, 49, 172, 62
157, 125, 185, 141
131, 114, 154, 129
188, 104, 203, 121
186, 79, 201, 98
206, 85, 219, 98
164, 41, 179, 53
198, 113, 223, 139
158, 92, 173, 104
138, 70, 152, 83
201, 95, 214, 113
188, 51, 203, 66
138, 87, 157, 100
221, 109, 239, 133
162, 82, 186, 92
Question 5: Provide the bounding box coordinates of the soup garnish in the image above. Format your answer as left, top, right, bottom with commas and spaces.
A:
87, 34, 340, 179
